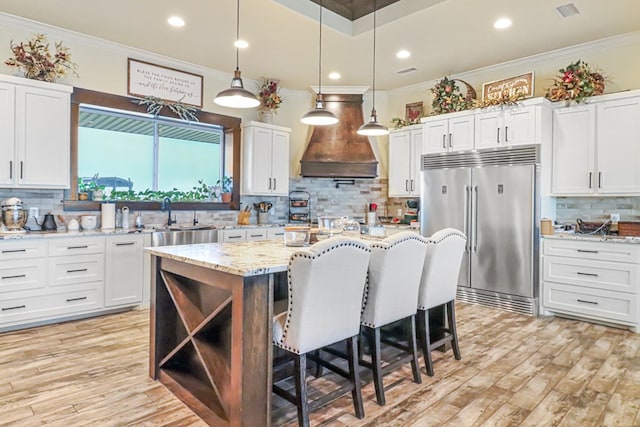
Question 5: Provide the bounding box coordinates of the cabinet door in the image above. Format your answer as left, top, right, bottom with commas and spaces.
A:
388, 131, 411, 196
270, 130, 290, 196
243, 126, 273, 195
409, 129, 422, 196
474, 110, 502, 149
551, 105, 595, 195
0, 83, 15, 186
15, 85, 70, 188
105, 235, 143, 307
422, 119, 448, 154
504, 105, 537, 146
448, 115, 474, 152
596, 97, 640, 194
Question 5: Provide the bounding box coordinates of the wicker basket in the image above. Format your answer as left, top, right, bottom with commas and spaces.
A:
618, 221, 640, 237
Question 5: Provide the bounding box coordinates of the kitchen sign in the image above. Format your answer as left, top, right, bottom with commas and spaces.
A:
127, 58, 203, 107
482, 72, 534, 100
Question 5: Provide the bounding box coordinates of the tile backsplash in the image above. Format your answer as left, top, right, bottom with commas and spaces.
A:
555, 197, 640, 224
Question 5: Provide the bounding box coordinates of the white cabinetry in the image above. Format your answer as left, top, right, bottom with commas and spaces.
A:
241, 121, 290, 196
105, 234, 143, 307
388, 125, 422, 197
422, 112, 474, 154
0, 74, 72, 189
542, 238, 640, 332
218, 227, 285, 242
475, 99, 550, 149
551, 90, 640, 195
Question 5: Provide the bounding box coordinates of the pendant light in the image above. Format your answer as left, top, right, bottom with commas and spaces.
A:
358, 0, 389, 136
301, 0, 338, 126
214, 0, 260, 109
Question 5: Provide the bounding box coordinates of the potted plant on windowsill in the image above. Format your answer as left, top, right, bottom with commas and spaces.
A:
217, 176, 233, 203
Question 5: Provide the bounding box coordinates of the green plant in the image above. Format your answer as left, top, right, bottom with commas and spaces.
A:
430, 77, 475, 115
217, 176, 233, 193
78, 173, 104, 193
108, 180, 213, 201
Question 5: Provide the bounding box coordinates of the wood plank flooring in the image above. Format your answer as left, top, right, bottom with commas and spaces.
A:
1, 302, 639, 426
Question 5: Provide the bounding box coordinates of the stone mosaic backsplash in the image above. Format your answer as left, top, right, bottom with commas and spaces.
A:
555, 197, 640, 224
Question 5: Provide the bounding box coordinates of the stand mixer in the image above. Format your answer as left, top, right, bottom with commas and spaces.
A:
403, 199, 419, 224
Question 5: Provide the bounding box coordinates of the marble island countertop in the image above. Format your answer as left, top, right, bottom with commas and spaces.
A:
544, 233, 640, 244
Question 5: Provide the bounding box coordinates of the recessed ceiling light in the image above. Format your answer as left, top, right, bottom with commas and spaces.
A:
167, 16, 185, 27
234, 39, 249, 49
328, 72, 341, 80
396, 50, 411, 59
493, 17, 512, 29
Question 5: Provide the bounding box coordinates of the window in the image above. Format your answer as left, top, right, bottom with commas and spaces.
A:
78, 105, 223, 197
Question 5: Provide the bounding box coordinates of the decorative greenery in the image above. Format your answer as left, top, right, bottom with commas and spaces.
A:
430, 77, 475, 115
545, 60, 605, 103
108, 180, 212, 201
257, 78, 284, 112
78, 174, 105, 193
475, 89, 526, 109
135, 96, 199, 121
216, 176, 233, 193
391, 117, 411, 129
5, 33, 79, 82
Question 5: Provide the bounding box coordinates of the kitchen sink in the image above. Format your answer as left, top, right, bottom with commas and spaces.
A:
151, 228, 218, 246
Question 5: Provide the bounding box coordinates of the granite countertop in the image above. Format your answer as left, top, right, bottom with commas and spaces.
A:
544, 233, 640, 244
145, 240, 302, 277
0, 228, 151, 240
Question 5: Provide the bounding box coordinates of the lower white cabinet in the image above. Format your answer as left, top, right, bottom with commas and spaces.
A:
542, 238, 640, 332
105, 234, 143, 307
219, 227, 285, 243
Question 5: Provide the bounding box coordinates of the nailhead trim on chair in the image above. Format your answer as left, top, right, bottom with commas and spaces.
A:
275, 239, 371, 354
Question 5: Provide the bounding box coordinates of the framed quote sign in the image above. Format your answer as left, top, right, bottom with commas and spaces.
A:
482, 72, 534, 101
127, 58, 203, 107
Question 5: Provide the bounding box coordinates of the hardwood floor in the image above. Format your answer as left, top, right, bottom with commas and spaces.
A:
1, 302, 639, 426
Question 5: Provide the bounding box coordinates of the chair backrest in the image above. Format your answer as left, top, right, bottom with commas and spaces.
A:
361, 232, 430, 328
276, 236, 371, 354
417, 228, 467, 310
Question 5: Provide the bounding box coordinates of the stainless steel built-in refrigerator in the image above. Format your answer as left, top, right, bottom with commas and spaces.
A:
420, 146, 540, 315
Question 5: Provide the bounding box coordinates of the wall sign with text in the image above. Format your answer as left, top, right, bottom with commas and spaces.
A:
482, 72, 534, 101
127, 58, 203, 107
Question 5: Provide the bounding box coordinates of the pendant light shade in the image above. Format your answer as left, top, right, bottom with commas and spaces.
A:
214, 0, 259, 109
358, 0, 389, 136
301, 0, 338, 126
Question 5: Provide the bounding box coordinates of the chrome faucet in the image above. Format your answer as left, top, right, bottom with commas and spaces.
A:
193, 210, 199, 226
161, 197, 176, 226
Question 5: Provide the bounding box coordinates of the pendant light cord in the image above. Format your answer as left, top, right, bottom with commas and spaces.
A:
318, 0, 323, 95
235, 0, 240, 71
372, 0, 377, 111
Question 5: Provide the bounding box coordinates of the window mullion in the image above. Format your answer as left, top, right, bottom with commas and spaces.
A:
153, 121, 159, 191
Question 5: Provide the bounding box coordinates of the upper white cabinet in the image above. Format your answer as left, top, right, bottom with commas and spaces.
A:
475, 98, 551, 149
422, 111, 474, 154
551, 90, 640, 195
241, 121, 290, 196
0, 75, 72, 189
388, 125, 422, 197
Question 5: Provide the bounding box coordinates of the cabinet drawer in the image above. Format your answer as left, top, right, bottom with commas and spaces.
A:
543, 239, 640, 263
0, 286, 103, 325
49, 237, 105, 256
246, 229, 267, 241
0, 239, 47, 260
220, 230, 246, 242
267, 228, 285, 239
543, 281, 638, 325
543, 256, 639, 293
49, 254, 104, 286
0, 258, 46, 294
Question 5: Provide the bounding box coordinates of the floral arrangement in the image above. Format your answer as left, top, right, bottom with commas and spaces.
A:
5, 33, 79, 82
430, 77, 475, 115
545, 60, 605, 103
475, 89, 526, 109
134, 96, 199, 122
257, 78, 283, 112
391, 117, 411, 129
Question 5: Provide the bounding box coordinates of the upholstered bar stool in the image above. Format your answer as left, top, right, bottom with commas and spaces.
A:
272, 236, 371, 427
359, 231, 430, 406
417, 228, 466, 376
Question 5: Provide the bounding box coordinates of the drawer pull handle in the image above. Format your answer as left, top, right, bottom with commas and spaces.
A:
2, 249, 27, 253
66, 296, 88, 302
576, 249, 598, 254
2, 305, 26, 311
2, 274, 27, 280
228, 236, 242, 239
577, 299, 598, 305
67, 245, 89, 250
66, 268, 88, 273
576, 272, 599, 277
250, 234, 263, 238
115, 242, 135, 246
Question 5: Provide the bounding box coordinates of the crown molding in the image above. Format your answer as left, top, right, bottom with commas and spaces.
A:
311, 85, 370, 94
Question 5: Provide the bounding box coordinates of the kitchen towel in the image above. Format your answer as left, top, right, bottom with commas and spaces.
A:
101, 202, 116, 229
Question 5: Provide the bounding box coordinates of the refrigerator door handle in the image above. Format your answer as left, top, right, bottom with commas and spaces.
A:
473, 185, 479, 252
464, 186, 470, 252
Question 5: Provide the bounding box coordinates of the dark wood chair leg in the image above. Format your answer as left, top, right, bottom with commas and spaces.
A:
418, 308, 434, 376
365, 326, 385, 406
347, 335, 365, 419
407, 315, 422, 384
448, 300, 462, 360
294, 353, 309, 427
313, 349, 323, 377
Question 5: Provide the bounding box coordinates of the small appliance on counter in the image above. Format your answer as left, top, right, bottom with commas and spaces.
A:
34, 212, 57, 231
403, 199, 419, 224
1, 197, 28, 233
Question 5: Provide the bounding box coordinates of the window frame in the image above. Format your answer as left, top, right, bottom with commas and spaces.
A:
65, 88, 241, 212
